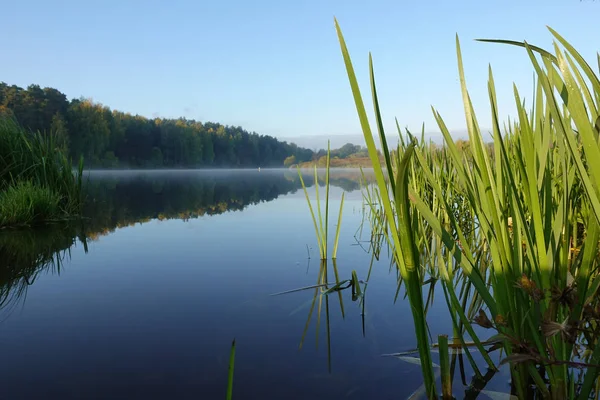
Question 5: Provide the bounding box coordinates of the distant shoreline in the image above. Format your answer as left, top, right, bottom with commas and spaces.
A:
294, 156, 382, 169
79, 166, 375, 173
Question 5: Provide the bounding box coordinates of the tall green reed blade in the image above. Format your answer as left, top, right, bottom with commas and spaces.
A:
552, 44, 600, 189
412, 145, 496, 314
334, 18, 437, 398
477, 34, 600, 224
456, 39, 541, 398
438, 334, 452, 400
325, 140, 331, 260
369, 54, 395, 194
512, 85, 552, 289
456, 35, 514, 286
394, 143, 438, 398
564, 52, 598, 117
547, 27, 600, 106
492, 91, 551, 365
332, 192, 345, 259
226, 339, 236, 400
475, 38, 558, 63
314, 165, 326, 259
524, 41, 600, 225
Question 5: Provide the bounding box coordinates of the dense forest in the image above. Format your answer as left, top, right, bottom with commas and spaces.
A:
0, 82, 316, 168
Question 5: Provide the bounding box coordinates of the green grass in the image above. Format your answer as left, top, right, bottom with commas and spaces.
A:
335, 19, 600, 399
0, 181, 63, 227
0, 117, 84, 228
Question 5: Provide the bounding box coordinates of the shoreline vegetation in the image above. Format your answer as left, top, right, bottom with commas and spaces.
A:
291, 139, 482, 169
334, 18, 600, 399
0, 118, 83, 229
0, 81, 410, 171
294, 155, 378, 168
1, 82, 342, 169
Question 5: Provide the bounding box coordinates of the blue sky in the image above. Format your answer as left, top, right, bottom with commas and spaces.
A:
2, 0, 598, 143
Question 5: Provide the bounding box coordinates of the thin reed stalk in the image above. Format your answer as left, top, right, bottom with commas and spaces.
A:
226, 339, 236, 400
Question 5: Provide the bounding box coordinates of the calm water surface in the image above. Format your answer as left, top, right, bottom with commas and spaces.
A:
0, 169, 509, 399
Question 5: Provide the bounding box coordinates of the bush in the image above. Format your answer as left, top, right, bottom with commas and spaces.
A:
283, 155, 296, 167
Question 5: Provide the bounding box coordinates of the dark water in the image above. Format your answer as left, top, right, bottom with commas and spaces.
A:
0, 169, 509, 399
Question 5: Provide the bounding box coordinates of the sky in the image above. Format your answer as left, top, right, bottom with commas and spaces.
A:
2, 0, 598, 147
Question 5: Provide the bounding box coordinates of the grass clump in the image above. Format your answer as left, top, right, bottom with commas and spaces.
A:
0, 117, 83, 228
335, 18, 600, 399
0, 181, 62, 227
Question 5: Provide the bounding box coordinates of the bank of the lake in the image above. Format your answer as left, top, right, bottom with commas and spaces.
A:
0, 118, 83, 229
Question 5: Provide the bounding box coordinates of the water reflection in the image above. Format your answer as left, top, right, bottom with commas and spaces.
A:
0, 169, 444, 399
81, 169, 371, 239
0, 169, 371, 316
0, 225, 87, 316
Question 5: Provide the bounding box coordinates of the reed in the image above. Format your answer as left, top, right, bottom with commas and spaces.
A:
438, 334, 452, 400
298, 141, 345, 260
335, 18, 600, 399
226, 339, 236, 400
0, 117, 84, 228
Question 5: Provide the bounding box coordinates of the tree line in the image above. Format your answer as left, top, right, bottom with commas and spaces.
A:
0, 82, 315, 168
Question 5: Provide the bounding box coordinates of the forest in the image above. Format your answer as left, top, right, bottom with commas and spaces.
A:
0, 82, 316, 168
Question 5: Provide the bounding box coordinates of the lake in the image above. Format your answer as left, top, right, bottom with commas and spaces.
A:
0, 169, 510, 399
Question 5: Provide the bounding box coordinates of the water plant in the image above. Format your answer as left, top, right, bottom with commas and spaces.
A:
298, 141, 345, 260
335, 18, 600, 399
226, 339, 236, 400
